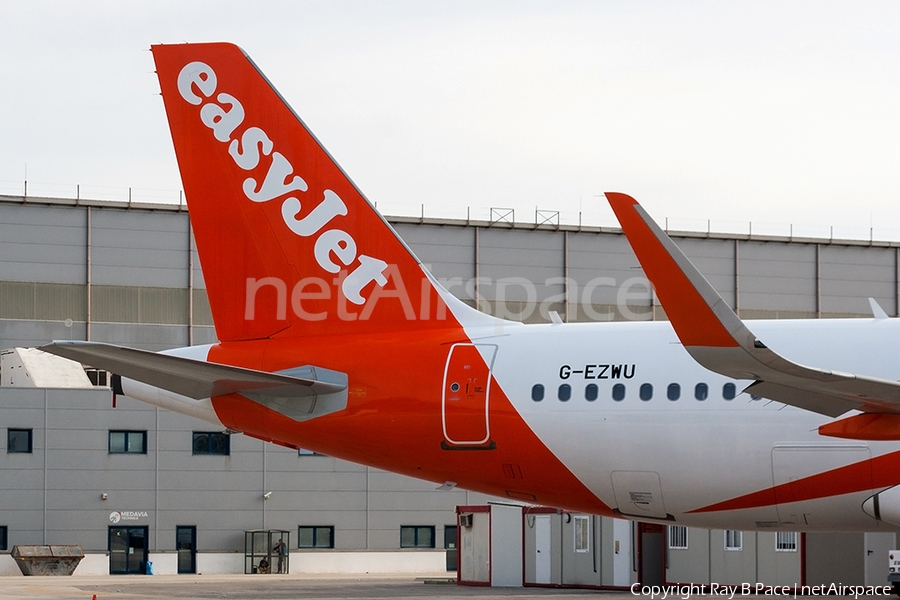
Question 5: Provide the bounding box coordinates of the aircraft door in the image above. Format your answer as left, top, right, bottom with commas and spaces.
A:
442, 343, 497, 447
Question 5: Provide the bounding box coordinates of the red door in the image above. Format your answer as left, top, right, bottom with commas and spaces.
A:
442, 344, 496, 445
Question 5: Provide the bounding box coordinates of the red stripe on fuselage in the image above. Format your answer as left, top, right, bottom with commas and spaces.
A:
689, 449, 900, 514
207, 331, 613, 516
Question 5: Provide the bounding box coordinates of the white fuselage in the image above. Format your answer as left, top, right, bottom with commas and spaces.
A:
476, 316, 900, 531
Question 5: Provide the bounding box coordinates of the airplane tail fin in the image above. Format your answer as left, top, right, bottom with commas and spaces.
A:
151, 43, 490, 342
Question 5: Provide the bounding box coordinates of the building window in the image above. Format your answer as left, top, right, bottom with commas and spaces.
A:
669, 526, 688, 549
612, 383, 626, 401
298, 526, 334, 549
85, 368, 109, 387
725, 530, 742, 551
192, 432, 230, 455
574, 516, 590, 553
585, 384, 598, 402
0, 526, 7, 551
400, 525, 435, 548
109, 430, 147, 454
531, 384, 544, 402
723, 382, 736, 400
776, 531, 798, 552
7, 429, 32, 453
558, 384, 571, 402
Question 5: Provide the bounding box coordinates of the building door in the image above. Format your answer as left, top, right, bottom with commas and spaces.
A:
109, 526, 148, 575
176, 526, 196, 574
865, 532, 895, 586
613, 519, 632, 587
534, 515, 552, 584
442, 344, 497, 446
444, 525, 458, 571
638, 522, 665, 586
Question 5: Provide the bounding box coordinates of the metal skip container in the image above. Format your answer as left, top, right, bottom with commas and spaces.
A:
11, 545, 85, 576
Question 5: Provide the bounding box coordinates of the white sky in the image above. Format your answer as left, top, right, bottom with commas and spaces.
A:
3, 1, 900, 237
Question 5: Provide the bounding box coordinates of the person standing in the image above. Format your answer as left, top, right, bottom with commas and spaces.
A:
273, 538, 286, 574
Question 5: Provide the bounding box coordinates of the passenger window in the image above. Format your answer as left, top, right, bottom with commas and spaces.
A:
558, 384, 571, 402
667, 383, 680, 401
694, 383, 708, 401
531, 384, 544, 402
722, 383, 736, 400
585, 384, 598, 402
612, 384, 626, 401
639, 383, 653, 401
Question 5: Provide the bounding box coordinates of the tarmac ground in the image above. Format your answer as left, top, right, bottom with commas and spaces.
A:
0, 574, 894, 600
0, 573, 601, 600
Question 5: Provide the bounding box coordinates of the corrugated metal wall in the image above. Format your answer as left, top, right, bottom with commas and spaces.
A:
0, 387, 479, 552
3, 196, 899, 352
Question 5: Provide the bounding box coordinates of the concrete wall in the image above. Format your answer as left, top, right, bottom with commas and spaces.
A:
0, 550, 446, 577
709, 530, 757, 586
666, 529, 895, 589
560, 515, 601, 586
668, 528, 802, 588
756, 532, 801, 587
0, 386, 491, 572
667, 527, 710, 585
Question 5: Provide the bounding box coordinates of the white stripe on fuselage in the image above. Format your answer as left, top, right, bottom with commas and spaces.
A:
466, 317, 900, 531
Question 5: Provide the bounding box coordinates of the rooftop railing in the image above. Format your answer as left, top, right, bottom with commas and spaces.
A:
3, 179, 898, 244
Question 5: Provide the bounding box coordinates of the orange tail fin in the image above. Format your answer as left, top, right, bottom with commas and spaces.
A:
152, 43, 474, 341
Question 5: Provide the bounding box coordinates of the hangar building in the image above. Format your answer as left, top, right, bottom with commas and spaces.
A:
0, 192, 897, 582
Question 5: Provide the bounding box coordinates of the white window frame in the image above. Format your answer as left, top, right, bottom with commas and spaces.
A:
574, 516, 590, 553
776, 531, 797, 552
724, 530, 742, 551
668, 526, 688, 550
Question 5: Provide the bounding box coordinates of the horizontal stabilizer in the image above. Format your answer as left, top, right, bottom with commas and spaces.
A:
40, 341, 346, 400
606, 192, 900, 418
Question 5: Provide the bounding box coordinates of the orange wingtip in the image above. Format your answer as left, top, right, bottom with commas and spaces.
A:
605, 192, 739, 348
